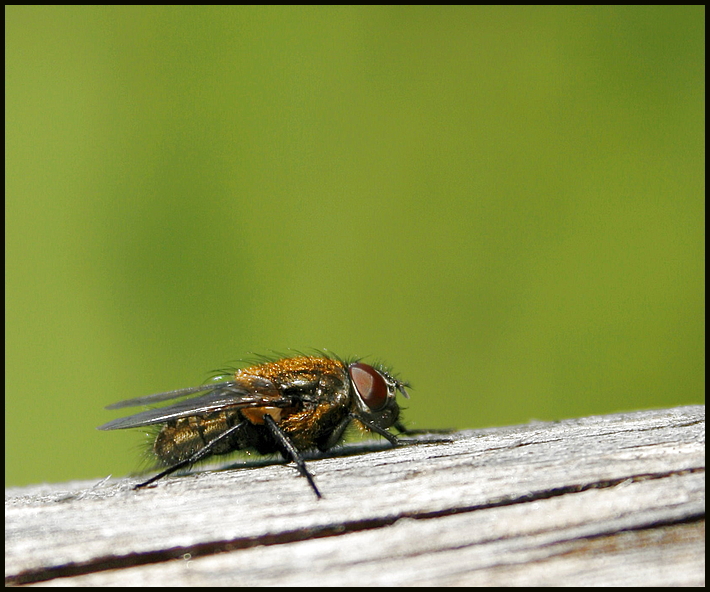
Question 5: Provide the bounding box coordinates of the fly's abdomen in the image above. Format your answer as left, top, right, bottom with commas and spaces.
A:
153, 412, 240, 465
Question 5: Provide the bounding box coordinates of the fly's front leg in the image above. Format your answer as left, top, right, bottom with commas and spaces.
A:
352, 412, 400, 446
319, 412, 401, 453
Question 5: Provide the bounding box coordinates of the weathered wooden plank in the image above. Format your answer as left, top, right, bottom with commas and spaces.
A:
5, 405, 704, 586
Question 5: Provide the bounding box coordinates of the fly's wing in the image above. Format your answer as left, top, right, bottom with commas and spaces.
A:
105, 382, 236, 410
98, 377, 286, 431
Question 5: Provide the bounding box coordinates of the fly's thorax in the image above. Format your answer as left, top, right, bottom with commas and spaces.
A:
240, 366, 352, 449
236, 358, 350, 424
234, 355, 348, 387
315, 365, 351, 406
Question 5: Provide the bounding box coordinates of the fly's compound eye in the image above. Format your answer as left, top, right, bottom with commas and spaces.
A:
348, 363, 389, 411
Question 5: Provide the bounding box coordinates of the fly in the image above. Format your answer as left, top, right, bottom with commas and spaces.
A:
98, 354, 411, 498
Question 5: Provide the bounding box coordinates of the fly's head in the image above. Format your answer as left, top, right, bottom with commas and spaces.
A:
347, 362, 410, 430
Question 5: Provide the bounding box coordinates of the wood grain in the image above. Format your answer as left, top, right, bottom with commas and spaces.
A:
6, 405, 704, 586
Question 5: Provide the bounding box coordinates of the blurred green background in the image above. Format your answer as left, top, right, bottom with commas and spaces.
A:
6, 6, 704, 487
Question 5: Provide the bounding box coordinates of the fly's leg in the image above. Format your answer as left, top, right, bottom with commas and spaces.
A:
263, 415, 322, 499
394, 420, 409, 435
134, 420, 248, 490
394, 421, 454, 436
318, 413, 402, 454
318, 414, 354, 452
352, 413, 400, 445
